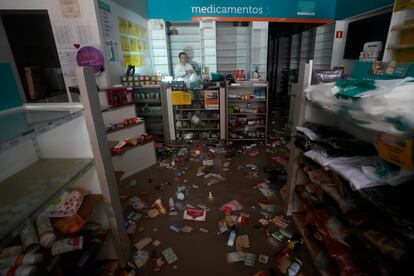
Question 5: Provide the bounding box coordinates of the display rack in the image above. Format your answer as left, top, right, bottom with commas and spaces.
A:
383, 1, 414, 63
172, 86, 221, 141
0, 100, 129, 271
285, 61, 414, 275
133, 85, 166, 141
225, 81, 268, 144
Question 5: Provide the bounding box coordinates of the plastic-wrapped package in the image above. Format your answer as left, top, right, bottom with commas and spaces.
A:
355, 79, 414, 133
296, 123, 377, 157
362, 159, 414, 186
306, 77, 414, 134
305, 83, 348, 113
332, 78, 413, 99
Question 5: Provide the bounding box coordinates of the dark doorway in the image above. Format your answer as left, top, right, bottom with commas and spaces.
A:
1, 10, 67, 102
267, 22, 321, 133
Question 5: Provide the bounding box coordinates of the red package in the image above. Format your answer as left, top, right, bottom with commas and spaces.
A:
183, 208, 206, 221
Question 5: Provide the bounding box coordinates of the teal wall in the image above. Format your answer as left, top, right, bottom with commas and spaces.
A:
335, 0, 394, 19
114, 0, 148, 18
0, 63, 23, 111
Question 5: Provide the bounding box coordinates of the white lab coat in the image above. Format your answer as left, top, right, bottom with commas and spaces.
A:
174, 63, 193, 78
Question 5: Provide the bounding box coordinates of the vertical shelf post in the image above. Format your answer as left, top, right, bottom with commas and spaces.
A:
76, 67, 131, 264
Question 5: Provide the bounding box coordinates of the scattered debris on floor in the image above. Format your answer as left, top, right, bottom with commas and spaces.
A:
117, 140, 311, 274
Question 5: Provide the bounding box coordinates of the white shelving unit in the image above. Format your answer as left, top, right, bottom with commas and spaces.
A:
200, 21, 217, 75
289, 33, 301, 71
312, 23, 335, 70
285, 58, 414, 276
216, 22, 251, 75
251, 22, 269, 79
226, 81, 268, 144
168, 22, 201, 76
0, 101, 130, 269
383, 2, 414, 62
148, 19, 170, 75
299, 29, 317, 66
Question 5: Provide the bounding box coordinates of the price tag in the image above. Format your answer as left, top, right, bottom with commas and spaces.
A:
376, 133, 413, 169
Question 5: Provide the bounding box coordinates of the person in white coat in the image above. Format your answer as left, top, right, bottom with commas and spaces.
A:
174, 52, 194, 79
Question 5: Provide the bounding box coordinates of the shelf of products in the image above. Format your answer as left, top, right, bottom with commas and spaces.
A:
172, 84, 221, 141
226, 81, 268, 144
0, 158, 94, 247
133, 86, 165, 141
287, 61, 414, 275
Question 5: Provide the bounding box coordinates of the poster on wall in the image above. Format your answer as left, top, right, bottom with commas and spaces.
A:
58, 49, 78, 86
204, 91, 219, 110
118, 16, 148, 69
59, 0, 81, 18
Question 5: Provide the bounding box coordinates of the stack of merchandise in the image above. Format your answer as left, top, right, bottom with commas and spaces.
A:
293, 123, 414, 275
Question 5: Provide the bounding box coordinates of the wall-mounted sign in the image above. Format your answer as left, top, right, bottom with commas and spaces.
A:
148, 0, 335, 22
76, 46, 105, 74
172, 91, 192, 105
148, 0, 394, 22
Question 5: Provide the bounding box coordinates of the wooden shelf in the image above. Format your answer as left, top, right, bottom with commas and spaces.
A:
105, 122, 144, 134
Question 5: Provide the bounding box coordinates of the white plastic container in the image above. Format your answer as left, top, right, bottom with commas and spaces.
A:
36, 215, 56, 248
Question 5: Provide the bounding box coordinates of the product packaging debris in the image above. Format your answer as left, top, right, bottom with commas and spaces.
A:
135, 237, 152, 250
162, 248, 178, 264
183, 208, 206, 221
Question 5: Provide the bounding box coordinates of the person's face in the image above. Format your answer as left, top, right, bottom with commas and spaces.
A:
179, 54, 187, 64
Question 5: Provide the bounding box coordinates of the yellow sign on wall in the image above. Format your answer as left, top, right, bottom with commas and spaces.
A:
172, 91, 192, 105
376, 133, 413, 169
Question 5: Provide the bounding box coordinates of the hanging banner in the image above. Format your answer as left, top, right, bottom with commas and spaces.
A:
376, 133, 413, 170
172, 91, 192, 105
204, 90, 219, 110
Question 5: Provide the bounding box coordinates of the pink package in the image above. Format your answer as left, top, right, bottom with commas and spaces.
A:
49, 188, 88, 217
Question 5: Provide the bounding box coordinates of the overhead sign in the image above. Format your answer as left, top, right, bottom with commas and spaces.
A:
148, 0, 336, 22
